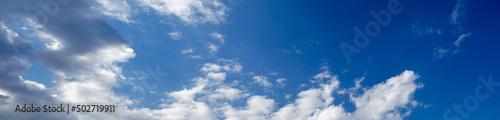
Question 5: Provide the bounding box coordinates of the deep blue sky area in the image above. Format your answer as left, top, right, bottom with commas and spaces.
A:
3, 0, 500, 119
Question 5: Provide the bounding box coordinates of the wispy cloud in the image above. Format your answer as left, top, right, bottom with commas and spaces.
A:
205, 42, 219, 53
210, 32, 225, 44
95, 0, 134, 23
168, 31, 182, 40
414, 0, 472, 60
433, 33, 471, 59
138, 0, 228, 24
181, 48, 195, 54
450, 0, 468, 25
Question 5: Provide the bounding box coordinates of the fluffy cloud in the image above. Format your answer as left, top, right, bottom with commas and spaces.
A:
272, 70, 340, 120
224, 96, 276, 120
253, 76, 272, 88
209, 87, 249, 101
350, 71, 422, 120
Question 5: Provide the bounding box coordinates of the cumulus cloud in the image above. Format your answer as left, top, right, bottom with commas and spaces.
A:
272, 69, 340, 120
350, 71, 423, 120
138, 0, 228, 24
272, 70, 421, 120
224, 96, 275, 120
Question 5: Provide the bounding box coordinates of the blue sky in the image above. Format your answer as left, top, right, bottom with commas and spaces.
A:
1, 0, 499, 119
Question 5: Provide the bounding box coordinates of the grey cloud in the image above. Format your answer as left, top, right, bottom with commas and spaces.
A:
0, 25, 75, 120
0, 0, 133, 119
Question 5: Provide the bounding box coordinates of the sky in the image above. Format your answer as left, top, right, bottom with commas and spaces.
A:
0, 0, 499, 119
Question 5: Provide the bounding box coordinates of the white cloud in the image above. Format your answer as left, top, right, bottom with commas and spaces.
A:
352, 76, 364, 90
201, 60, 243, 74
168, 31, 182, 40
201, 63, 222, 73
252, 76, 272, 88
51, 44, 135, 104
312, 70, 335, 83
22, 79, 46, 90
154, 101, 216, 120
276, 78, 286, 84
284, 94, 292, 99
205, 42, 219, 53
218, 59, 243, 73
168, 81, 206, 102
222, 64, 242, 73
209, 87, 249, 101
182, 48, 195, 54
276, 78, 286, 88
272, 69, 340, 120
210, 32, 225, 44
350, 71, 422, 120
206, 72, 227, 81
139, 0, 228, 24
0, 1, 425, 119
96, 0, 133, 23
154, 79, 215, 119
223, 96, 275, 120
271, 70, 422, 120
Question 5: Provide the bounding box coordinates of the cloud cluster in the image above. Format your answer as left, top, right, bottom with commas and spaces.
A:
0, 0, 424, 119
431, 0, 472, 59
121, 61, 422, 120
